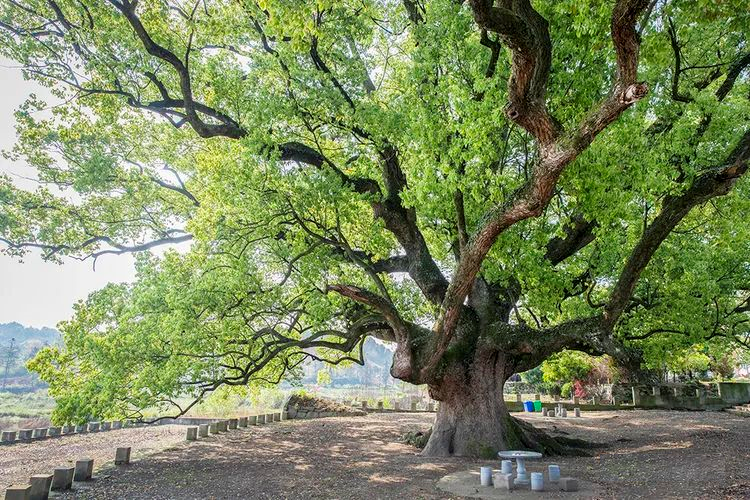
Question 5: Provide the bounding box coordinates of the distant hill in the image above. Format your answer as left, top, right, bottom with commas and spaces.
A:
0, 323, 398, 390
301, 337, 398, 387
0, 323, 61, 391
0, 322, 60, 344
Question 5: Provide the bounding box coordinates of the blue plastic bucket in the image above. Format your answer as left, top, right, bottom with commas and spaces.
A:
523, 401, 535, 412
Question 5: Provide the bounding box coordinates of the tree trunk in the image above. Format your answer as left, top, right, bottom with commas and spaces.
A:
421, 349, 568, 458
422, 373, 521, 457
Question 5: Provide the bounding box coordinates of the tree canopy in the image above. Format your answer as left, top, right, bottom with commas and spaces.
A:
1, 0, 749, 427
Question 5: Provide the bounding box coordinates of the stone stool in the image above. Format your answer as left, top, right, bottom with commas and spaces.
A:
51, 467, 74, 491
479, 466, 493, 486
115, 447, 131, 465
530, 472, 544, 492
29, 474, 53, 500
493, 472, 513, 490
560, 477, 579, 492
198, 424, 209, 437
4, 485, 31, 500
186, 427, 198, 441
548, 464, 560, 482
74, 459, 94, 481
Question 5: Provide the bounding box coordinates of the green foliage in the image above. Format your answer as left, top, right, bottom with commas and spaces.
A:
316, 369, 332, 387
0, 0, 747, 422
520, 366, 544, 387
560, 382, 573, 398
541, 351, 595, 386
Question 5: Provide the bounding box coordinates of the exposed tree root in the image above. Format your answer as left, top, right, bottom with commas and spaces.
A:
511, 416, 605, 456
414, 416, 605, 457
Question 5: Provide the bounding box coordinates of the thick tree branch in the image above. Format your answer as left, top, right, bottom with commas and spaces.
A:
468, 0, 558, 143
715, 51, 750, 102
304, 32, 449, 304
424, 0, 650, 380
370, 254, 410, 274
545, 214, 598, 266
326, 283, 429, 381
481, 315, 639, 374
667, 18, 692, 103
604, 129, 750, 329
108, 0, 244, 139
0, 232, 193, 263
402, 0, 424, 24
326, 284, 409, 343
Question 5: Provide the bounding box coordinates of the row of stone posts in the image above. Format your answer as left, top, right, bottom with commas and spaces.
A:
358, 399, 437, 412
540, 404, 582, 418
1, 420, 137, 446
4, 409, 289, 498
185, 412, 282, 441
514, 393, 596, 406
4, 448, 131, 500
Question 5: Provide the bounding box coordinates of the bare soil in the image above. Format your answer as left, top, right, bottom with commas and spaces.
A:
4, 410, 750, 499
0, 425, 186, 490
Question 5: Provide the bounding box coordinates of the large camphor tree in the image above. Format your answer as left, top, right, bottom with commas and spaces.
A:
1, 0, 749, 456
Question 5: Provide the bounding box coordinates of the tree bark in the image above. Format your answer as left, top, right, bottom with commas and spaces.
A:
421, 347, 566, 457
423, 363, 515, 457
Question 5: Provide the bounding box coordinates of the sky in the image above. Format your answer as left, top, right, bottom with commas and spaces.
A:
0, 59, 137, 329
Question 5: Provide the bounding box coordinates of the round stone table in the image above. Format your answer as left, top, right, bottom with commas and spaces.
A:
497, 450, 542, 485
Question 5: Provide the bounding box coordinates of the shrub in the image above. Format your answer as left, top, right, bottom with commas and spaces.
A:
561, 382, 573, 398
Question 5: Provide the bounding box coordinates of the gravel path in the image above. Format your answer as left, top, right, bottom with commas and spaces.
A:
4, 411, 750, 499
0, 425, 186, 491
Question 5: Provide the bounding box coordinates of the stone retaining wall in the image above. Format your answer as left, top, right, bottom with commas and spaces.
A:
630, 382, 750, 411
284, 394, 366, 419
346, 383, 750, 414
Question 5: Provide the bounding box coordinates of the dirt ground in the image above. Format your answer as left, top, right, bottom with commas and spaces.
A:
4, 410, 750, 499
0, 425, 186, 491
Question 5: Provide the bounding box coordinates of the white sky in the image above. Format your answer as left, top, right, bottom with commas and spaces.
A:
0, 59, 136, 329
